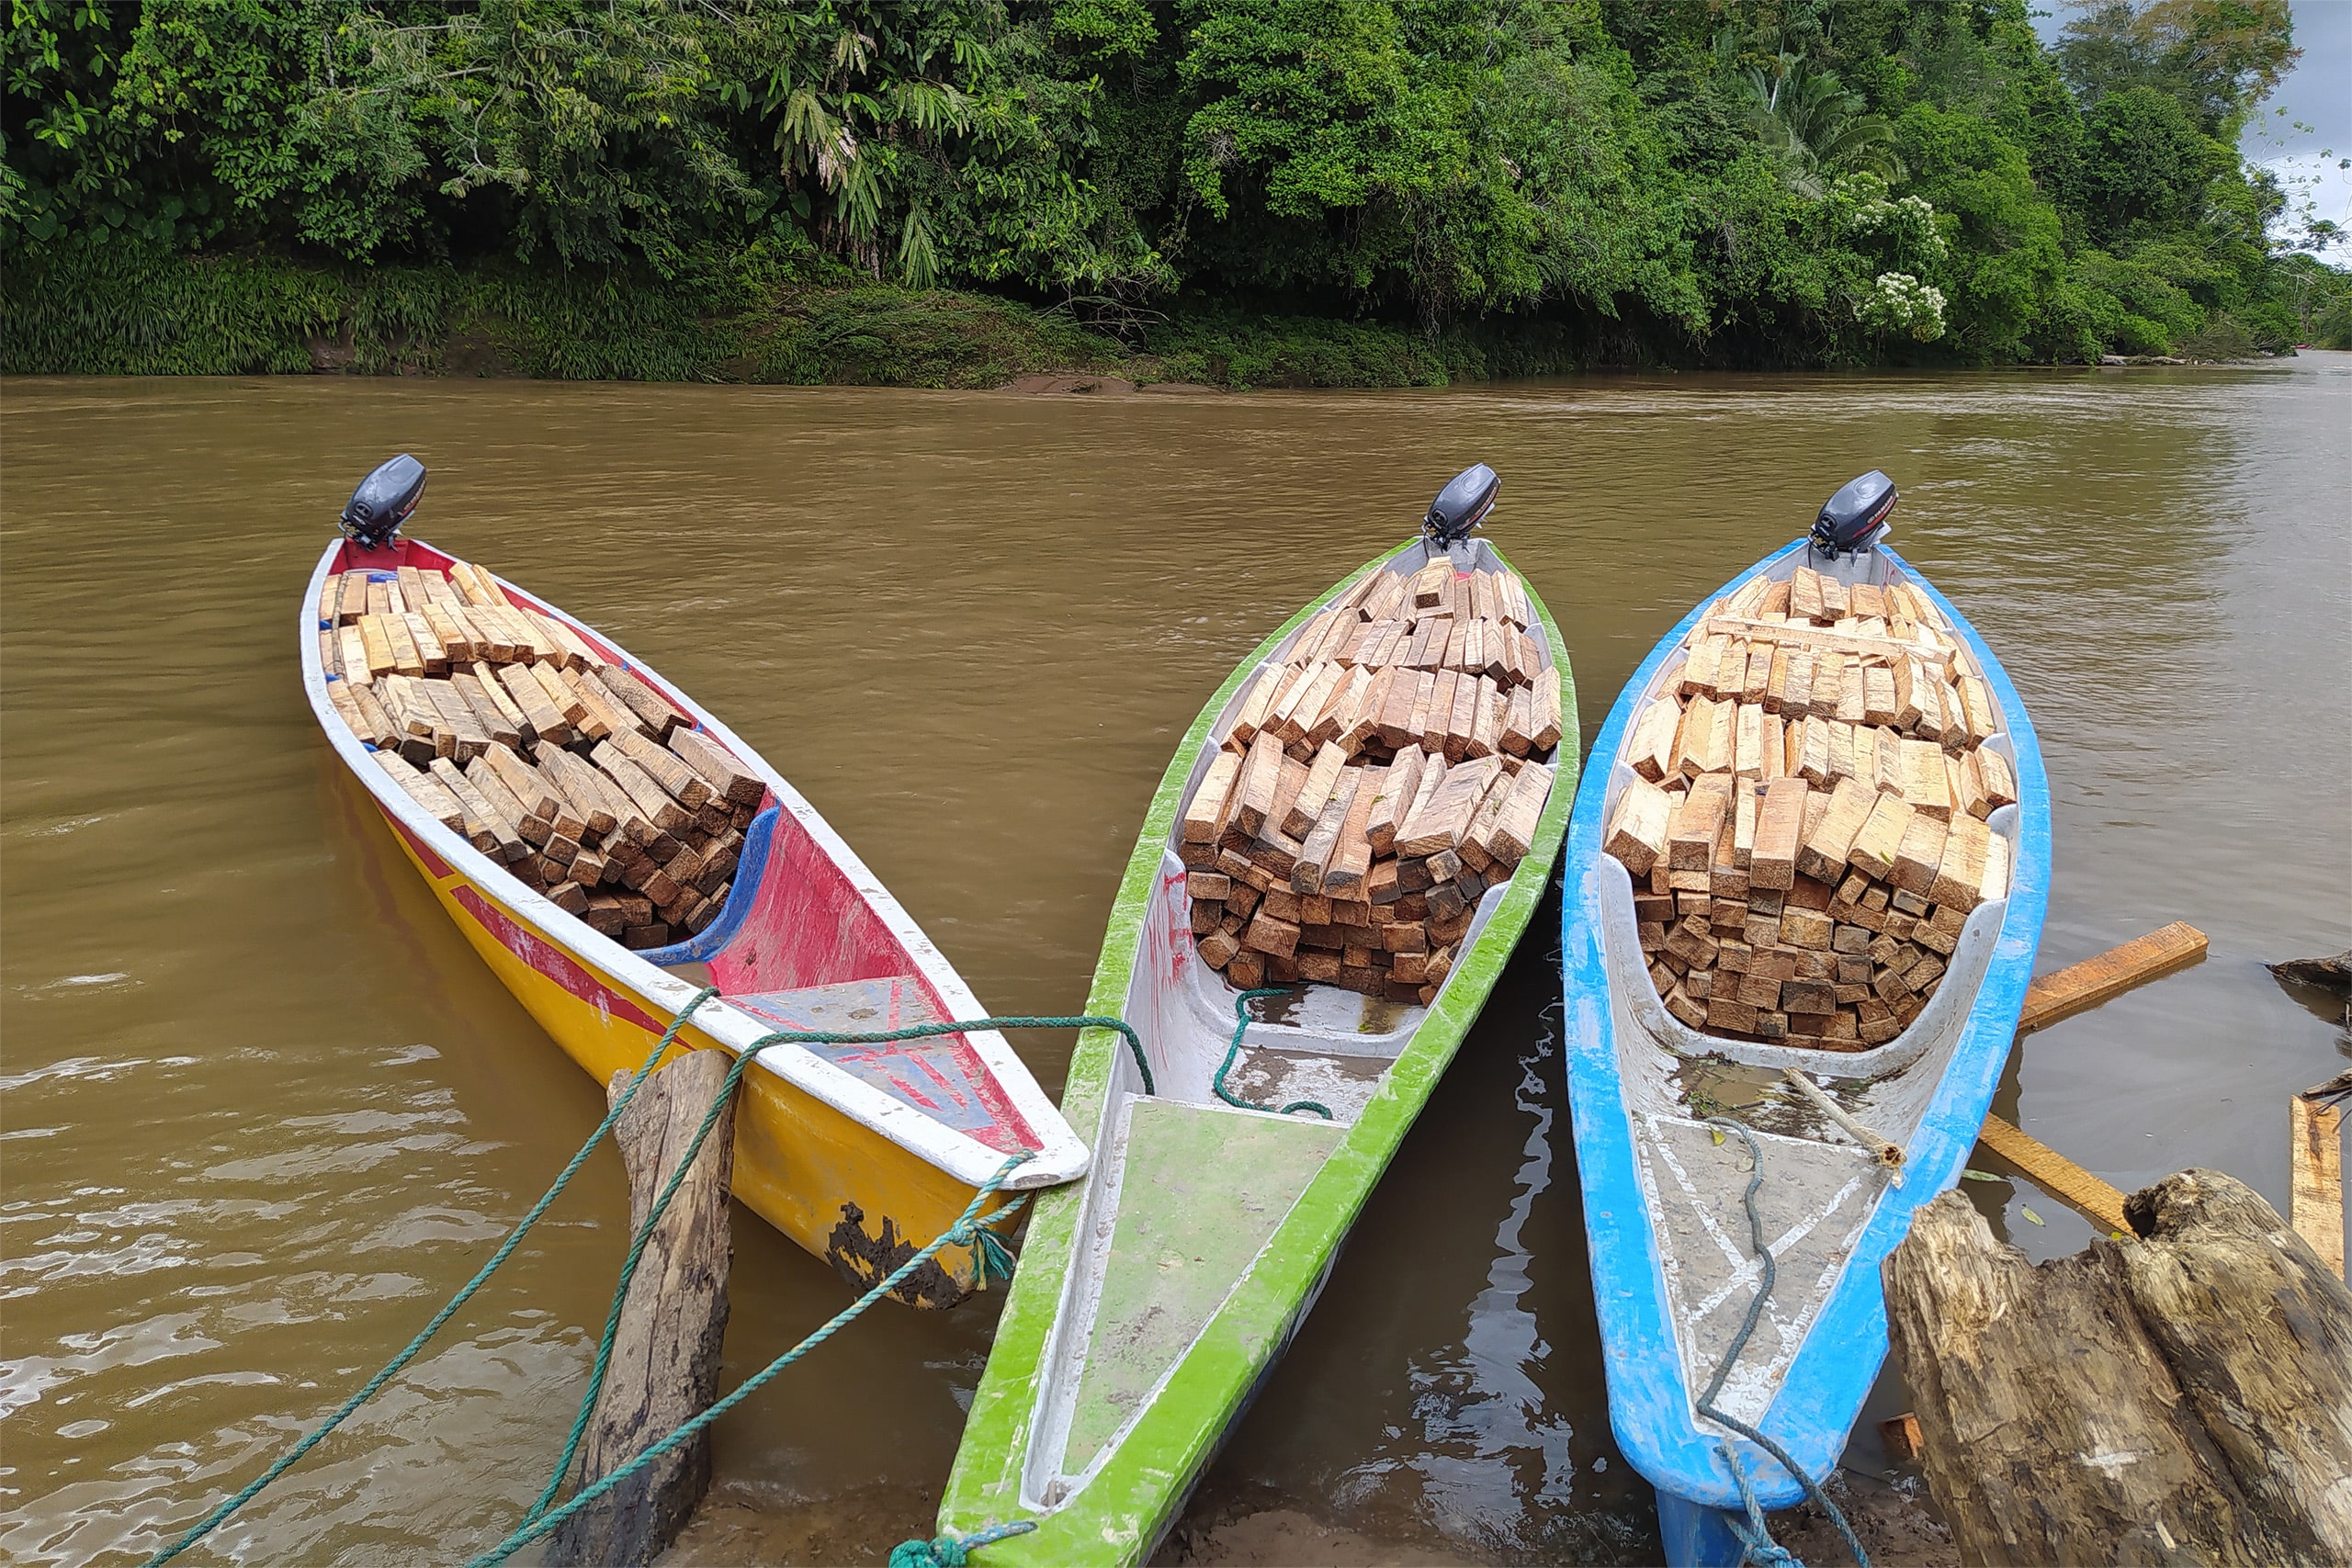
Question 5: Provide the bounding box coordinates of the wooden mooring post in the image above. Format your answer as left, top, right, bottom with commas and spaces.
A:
1884, 1169, 2352, 1567
547, 1049, 738, 1567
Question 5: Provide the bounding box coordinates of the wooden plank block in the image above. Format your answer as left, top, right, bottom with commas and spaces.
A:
1679, 635, 1725, 699
1367, 746, 1424, 858
375, 750, 466, 831
422, 678, 492, 762
1624, 694, 1679, 783
541, 747, 627, 842
600, 664, 692, 739
1928, 813, 1990, 912
1980, 746, 2018, 809
1750, 778, 1807, 892
496, 661, 571, 746
431, 757, 527, 862
1442, 668, 1480, 762
1796, 777, 1876, 885
1284, 743, 1349, 839
1227, 666, 1283, 748
1731, 702, 1765, 780
1900, 737, 1952, 818
1891, 812, 1948, 897
594, 741, 694, 834
1233, 730, 1285, 837
2015, 923, 2210, 1035
2290, 1093, 2345, 1281
380, 610, 427, 678
1848, 793, 1915, 882
1293, 768, 1363, 895
1975, 1113, 2129, 1235
1322, 764, 1384, 897
1668, 787, 1729, 873
1488, 761, 1554, 868
1397, 755, 1497, 857
665, 728, 760, 807
1794, 715, 1832, 786
1532, 664, 1564, 753
1183, 751, 1244, 845
1305, 664, 1371, 750
337, 572, 370, 625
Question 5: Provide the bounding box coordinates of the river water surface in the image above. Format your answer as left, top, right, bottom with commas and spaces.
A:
4, 362, 2347, 1565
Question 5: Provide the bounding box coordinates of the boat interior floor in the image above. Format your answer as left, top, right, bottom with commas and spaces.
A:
684, 975, 1012, 1144
1033, 1093, 1344, 1496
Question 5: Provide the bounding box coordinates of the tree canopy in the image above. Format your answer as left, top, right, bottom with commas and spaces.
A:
2, 0, 2327, 367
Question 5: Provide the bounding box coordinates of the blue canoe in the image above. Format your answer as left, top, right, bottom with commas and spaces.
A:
1560, 536, 2049, 1565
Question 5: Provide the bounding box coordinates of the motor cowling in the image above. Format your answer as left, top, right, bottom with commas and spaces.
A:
1811, 469, 1896, 558
1424, 463, 1498, 546
340, 454, 426, 550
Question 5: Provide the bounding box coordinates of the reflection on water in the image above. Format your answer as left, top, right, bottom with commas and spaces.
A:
2, 360, 2346, 1564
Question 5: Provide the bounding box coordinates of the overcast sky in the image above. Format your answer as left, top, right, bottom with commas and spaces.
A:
2032, 0, 2349, 250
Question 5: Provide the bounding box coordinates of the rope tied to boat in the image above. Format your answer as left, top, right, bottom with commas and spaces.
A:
141, 988, 1128, 1567
1696, 1118, 1872, 1568
533, 1012, 1139, 1521
888, 1518, 1039, 1566
462, 1148, 1036, 1567
1213, 987, 1334, 1119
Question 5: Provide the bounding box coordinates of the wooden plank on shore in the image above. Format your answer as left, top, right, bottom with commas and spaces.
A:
2017, 922, 2210, 1035
1976, 1114, 2130, 1234
2290, 1092, 2346, 1281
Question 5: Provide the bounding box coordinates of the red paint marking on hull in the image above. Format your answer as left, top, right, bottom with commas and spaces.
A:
450, 885, 669, 1035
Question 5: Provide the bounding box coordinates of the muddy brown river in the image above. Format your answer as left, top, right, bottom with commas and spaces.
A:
4, 362, 2347, 1565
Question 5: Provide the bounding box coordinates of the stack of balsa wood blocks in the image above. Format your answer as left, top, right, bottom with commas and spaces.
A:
1176, 556, 1564, 1005
316, 558, 765, 951
1601, 565, 2017, 1050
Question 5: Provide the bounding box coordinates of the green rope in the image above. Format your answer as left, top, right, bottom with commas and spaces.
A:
143, 1002, 1125, 1568
460, 1151, 1035, 1568
531, 1017, 1119, 1528
526, 1043, 757, 1523
890, 1519, 1039, 1566
141, 986, 722, 1568
1211, 987, 1332, 1119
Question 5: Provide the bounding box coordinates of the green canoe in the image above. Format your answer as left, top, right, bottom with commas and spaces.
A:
936, 531, 1578, 1563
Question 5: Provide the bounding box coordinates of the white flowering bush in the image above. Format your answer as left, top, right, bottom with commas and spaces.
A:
1859, 271, 1948, 341
1830, 174, 1949, 265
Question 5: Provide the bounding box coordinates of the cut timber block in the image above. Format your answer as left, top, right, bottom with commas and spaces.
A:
1750, 778, 1808, 893
1604, 778, 1675, 876
2016, 922, 2209, 1035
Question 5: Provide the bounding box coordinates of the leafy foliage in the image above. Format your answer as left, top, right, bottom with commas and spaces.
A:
1, 0, 2327, 375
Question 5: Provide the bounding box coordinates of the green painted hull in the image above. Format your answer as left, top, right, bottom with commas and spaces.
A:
937, 538, 1579, 1563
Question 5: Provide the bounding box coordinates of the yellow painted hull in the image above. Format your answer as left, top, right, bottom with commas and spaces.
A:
384, 811, 1004, 1305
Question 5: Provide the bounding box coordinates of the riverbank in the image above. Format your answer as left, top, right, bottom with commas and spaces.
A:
3, 242, 2291, 393
0, 242, 1601, 391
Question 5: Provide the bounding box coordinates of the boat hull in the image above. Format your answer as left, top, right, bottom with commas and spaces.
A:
1560, 537, 2049, 1559
306, 536, 1090, 1307
939, 537, 1579, 1562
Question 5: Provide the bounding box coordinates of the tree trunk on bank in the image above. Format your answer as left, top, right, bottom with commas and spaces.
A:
1883, 1168, 2352, 1568
547, 1049, 737, 1567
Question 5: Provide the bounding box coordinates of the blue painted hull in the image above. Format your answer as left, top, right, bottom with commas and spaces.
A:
1559, 538, 2050, 1564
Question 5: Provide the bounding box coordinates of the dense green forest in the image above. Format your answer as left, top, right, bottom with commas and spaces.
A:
5, 0, 2346, 382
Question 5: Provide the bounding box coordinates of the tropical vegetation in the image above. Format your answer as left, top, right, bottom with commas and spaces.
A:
3, 0, 2338, 382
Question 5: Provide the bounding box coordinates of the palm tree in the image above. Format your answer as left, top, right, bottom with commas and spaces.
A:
1737, 58, 1905, 198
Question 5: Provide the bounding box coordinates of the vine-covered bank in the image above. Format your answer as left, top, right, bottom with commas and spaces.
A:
6, 0, 2348, 384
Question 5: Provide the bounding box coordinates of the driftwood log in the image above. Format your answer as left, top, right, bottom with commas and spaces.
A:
546, 1049, 738, 1567
1883, 1169, 2352, 1567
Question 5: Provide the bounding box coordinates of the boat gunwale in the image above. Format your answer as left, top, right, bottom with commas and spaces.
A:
939, 535, 1580, 1561
298, 536, 1088, 1190
1559, 536, 2052, 1514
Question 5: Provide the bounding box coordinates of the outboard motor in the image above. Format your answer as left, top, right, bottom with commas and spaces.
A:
340, 454, 427, 550
1424, 463, 1498, 548
1810, 469, 1896, 559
